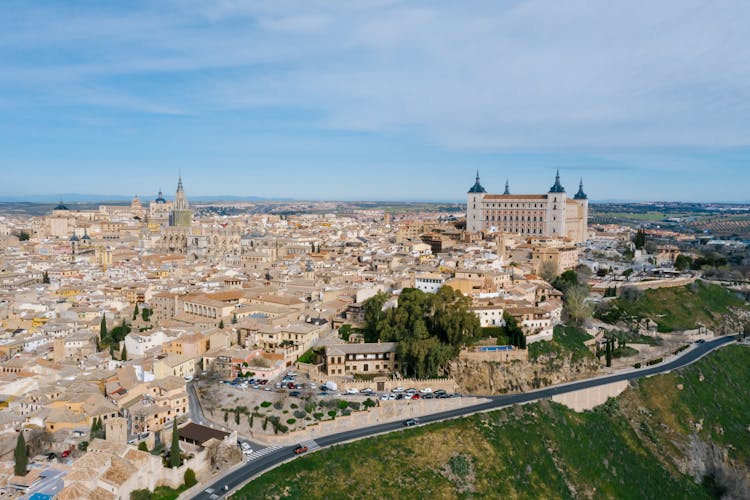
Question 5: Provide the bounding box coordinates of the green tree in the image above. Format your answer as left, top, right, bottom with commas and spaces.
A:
218, 319, 224, 329
100, 316, 108, 344
14, 432, 27, 476
551, 270, 580, 295
121, 344, 127, 361
42, 271, 50, 284
363, 292, 389, 343
634, 229, 647, 250
232, 312, 238, 324
605, 338, 613, 367
539, 260, 558, 282
184, 468, 197, 488
15, 230, 30, 241
169, 419, 181, 468
130, 489, 151, 500
133, 304, 139, 320
138, 441, 149, 452
675, 254, 693, 272
78, 441, 89, 452
564, 284, 592, 327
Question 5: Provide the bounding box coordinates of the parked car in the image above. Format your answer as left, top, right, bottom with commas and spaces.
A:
405, 388, 417, 394
695, 339, 706, 344
419, 387, 432, 394
240, 442, 251, 451
388, 393, 396, 400
393, 387, 405, 393
289, 390, 300, 397
411, 393, 421, 400
346, 388, 359, 394
61, 450, 71, 458
361, 388, 373, 394
309, 383, 317, 389
294, 445, 308, 455
423, 394, 434, 400
396, 394, 404, 400
434, 389, 447, 397
46, 452, 56, 461
380, 393, 390, 401
403, 418, 418, 427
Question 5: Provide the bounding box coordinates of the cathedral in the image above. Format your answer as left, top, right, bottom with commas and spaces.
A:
466, 171, 588, 243
153, 176, 241, 258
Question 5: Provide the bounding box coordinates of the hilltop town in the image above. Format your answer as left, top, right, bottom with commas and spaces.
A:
0, 173, 747, 499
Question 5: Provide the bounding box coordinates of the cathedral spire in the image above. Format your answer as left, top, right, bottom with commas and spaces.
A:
503, 179, 510, 195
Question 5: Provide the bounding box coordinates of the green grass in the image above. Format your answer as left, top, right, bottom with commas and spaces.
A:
233, 344, 750, 500
596, 280, 747, 332
528, 325, 594, 363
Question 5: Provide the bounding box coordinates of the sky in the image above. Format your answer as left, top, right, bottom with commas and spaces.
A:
1, 0, 749, 202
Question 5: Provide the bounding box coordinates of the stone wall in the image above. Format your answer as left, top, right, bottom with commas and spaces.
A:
551, 379, 630, 412
459, 347, 528, 363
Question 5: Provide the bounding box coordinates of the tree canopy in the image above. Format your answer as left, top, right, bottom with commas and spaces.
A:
362, 287, 481, 378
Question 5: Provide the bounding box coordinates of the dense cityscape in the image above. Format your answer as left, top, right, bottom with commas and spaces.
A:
0, 171, 749, 498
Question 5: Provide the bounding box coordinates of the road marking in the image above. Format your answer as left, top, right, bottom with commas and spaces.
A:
209, 494, 220, 500
298, 439, 320, 451
244, 445, 282, 460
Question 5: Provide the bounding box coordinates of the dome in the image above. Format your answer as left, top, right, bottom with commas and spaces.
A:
574, 179, 587, 200
81, 230, 91, 240
549, 170, 565, 193
468, 171, 487, 193
54, 202, 69, 210
155, 189, 167, 204
69, 234, 79, 242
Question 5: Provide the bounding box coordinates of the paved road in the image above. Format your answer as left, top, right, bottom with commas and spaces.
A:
191, 335, 739, 499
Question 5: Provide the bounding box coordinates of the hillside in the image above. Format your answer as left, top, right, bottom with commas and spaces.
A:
595, 280, 749, 333
233, 344, 750, 499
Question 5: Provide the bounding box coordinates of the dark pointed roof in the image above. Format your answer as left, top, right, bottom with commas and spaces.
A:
69, 234, 79, 242
503, 179, 510, 195
574, 178, 587, 200
155, 188, 166, 204
468, 171, 487, 193
54, 201, 69, 211
549, 169, 565, 193
81, 230, 91, 240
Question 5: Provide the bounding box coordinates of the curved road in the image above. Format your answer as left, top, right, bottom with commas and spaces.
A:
192, 335, 739, 499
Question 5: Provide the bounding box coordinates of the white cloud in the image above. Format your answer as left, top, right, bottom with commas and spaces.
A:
1, 0, 749, 149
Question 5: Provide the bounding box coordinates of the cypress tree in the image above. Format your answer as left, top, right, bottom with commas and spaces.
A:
42, 271, 50, 284
14, 432, 27, 476
218, 319, 224, 329
121, 344, 127, 361
133, 304, 139, 320
169, 418, 181, 468
232, 313, 238, 324
100, 316, 108, 343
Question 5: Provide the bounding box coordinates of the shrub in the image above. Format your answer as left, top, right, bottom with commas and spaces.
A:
260, 401, 272, 408
130, 489, 151, 500
363, 398, 377, 408
138, 442, 148, 452
290, 403, 298, 409
328, 410, 337, 419
293, 410, 307, 419
646, 357, 663, 366
184, 468, 197, 488
286, 418, 296, 425
348, 401, 361, 411
305, 402, 316, 413
633, 362, 642, 368
313, 413, 324, 420
337, 400, 349, 410
273, 401, 283, 410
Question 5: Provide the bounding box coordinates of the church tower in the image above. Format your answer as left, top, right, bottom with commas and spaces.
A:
544, 169, 567, 237
466, 171, 487, 232
169, 175, 192, 228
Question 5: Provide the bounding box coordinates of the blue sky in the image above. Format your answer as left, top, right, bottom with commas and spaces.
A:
1, 0, 749, 202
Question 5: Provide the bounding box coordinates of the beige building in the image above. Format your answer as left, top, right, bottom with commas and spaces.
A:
325, 342, 399, 376
466, 171, 588, 243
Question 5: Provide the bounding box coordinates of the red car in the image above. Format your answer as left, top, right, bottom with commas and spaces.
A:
411, 393, 421, 400
293, 445, 308, 455
61, 450, 71, 458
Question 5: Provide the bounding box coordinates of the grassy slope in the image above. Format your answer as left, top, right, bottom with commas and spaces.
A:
234, 345, 750, 500
528, 325, 594, 363
598, 280, 747, 332
623, 345, 750, 467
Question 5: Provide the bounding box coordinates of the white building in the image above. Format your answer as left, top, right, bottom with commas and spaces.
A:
414, 273, 447, 294
466, 171, 589, 243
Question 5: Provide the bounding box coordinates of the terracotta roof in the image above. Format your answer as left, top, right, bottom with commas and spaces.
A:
178, 422, 230, 445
